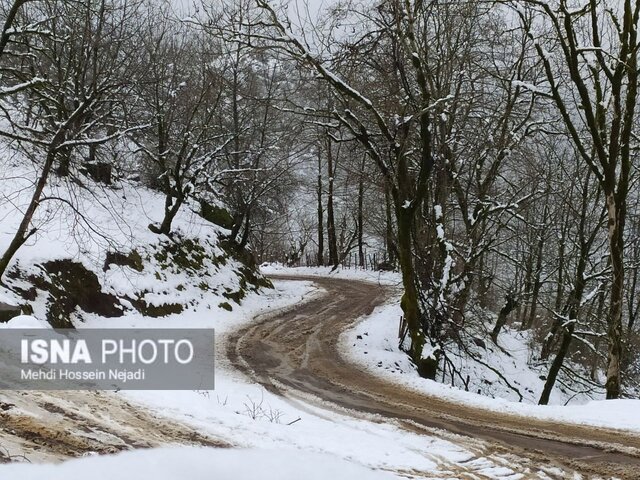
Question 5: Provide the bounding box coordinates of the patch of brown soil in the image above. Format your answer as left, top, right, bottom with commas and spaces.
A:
0, 390, 227, 463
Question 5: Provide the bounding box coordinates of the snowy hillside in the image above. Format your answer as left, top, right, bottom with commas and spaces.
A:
0, 152, 269, 327
343, 295, 640, 432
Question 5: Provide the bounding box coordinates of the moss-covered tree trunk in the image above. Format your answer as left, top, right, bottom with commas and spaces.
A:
357, 155, 365, 268
395, 206, 436, 378
384, 185, 396, 266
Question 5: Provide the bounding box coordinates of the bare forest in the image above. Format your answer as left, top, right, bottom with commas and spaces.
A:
1, 0, 640, 420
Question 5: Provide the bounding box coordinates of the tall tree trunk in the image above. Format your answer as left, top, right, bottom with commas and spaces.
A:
357, 155, 365, 268
385, 185, 396, 265
538, 323, 575, 405
396, 205, 435, 378
591, 289, 607, 381
316, 148, 324, 266
540, 170, 595, 403
523, 219, 546, 330
605, 193, 625, 399
230, 53, 245, 245
627, 255, 639, 333
520, 242, 535, 326
326, 138, 338, 266
554, 216, 568, 313
540, 316, 561, 361
476, 220, 493, 309
539, 259, 586, 405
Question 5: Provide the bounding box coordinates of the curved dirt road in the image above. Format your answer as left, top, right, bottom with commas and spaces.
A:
228, 276, 640, 479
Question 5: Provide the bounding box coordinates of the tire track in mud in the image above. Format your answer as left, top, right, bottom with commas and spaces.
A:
0, 390, 227, 463
228, 275, 640, 479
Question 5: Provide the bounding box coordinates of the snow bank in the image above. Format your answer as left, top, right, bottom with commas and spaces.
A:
260, 263, 401, 287
342, 300, 640, 433
0, 447, 396, 480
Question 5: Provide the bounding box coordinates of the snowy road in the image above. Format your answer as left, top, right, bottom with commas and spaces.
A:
228, 275, 640, 480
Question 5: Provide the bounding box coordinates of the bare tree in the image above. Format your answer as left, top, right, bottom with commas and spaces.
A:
129, 8, 229, 236
250, 0, 450, 376
0, 0, 143, 278
510, 0, 640, 399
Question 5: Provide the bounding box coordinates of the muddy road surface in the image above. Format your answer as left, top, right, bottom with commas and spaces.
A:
228, 276, 640, 479
0, 390, 226, 463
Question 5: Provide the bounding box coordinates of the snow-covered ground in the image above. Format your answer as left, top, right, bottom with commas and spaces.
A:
0, 149, 262, 330
261, 263, 402, 287
0, 447, 396, 480
0, 279, 535, 479
341, 286, 640, 434
1, 253, 637, 478
116, 279, 511, 479
0, 146, 218, 270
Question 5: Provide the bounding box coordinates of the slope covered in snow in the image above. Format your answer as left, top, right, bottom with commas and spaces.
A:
0, 152, 268, 327
341, 285, 640, 434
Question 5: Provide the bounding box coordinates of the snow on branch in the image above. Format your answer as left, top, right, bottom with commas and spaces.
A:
0, 77, 46, 97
